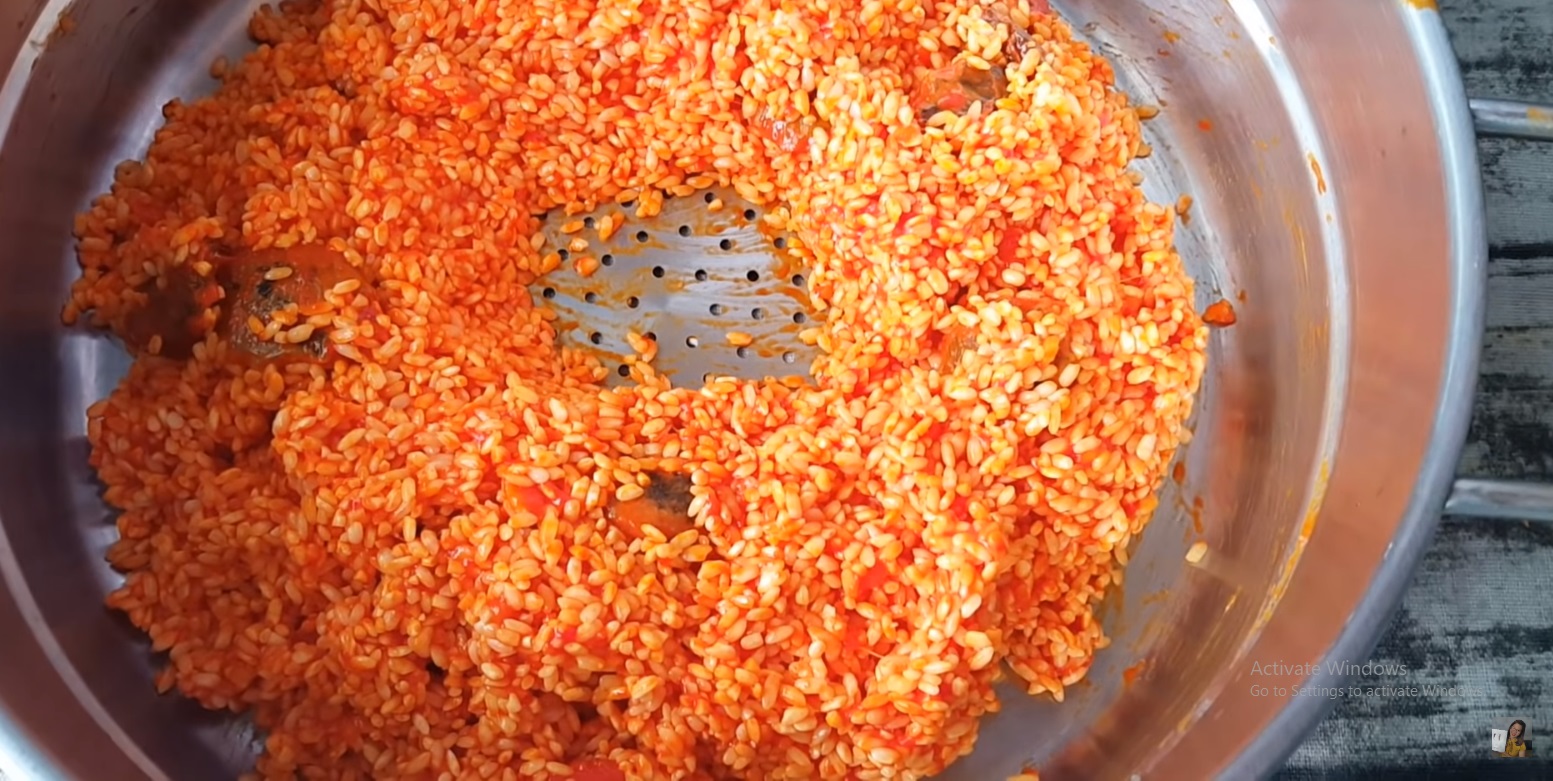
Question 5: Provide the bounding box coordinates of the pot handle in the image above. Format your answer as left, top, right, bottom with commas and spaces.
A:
1470, 98, 1553, 142
1447, 479, 1553, 523
1443, 100, 1553, 522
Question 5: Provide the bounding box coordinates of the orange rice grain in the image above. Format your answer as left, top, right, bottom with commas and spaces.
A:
68, 0, 1206, 777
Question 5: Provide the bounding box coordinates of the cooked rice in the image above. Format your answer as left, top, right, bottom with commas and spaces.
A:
66, 0, 1206, 777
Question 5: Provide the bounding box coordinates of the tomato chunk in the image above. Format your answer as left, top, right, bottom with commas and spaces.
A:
938, 321, 977, 366
1202, 299, 1237, 327
749, 106, 815, 154
571, 759, 626, 781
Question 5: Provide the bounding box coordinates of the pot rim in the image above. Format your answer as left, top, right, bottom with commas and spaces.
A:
1220, 3, 1487, 778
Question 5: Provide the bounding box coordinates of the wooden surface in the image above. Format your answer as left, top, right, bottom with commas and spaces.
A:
1277, 1, 1553, 777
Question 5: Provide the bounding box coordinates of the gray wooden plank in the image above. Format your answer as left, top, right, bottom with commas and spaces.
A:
1455, 136, 1553, 480
1440, 0, 1553, 104
1458, 131, 1553, 481
1280, 520, 1553, 775
1486, 273, 1553, 330
1478, 137, 1553, 256
1459, 391, 1553, 478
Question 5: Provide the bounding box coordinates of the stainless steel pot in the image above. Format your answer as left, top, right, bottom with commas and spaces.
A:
0, 0, 1487, 779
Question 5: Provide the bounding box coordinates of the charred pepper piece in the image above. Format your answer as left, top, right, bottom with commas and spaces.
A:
607, 472, 697, 539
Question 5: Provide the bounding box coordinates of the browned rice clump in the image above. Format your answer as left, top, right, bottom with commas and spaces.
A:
67, 0, 1206, 777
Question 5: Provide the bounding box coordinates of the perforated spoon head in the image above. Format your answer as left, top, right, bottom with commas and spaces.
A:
535, 188, 817, 386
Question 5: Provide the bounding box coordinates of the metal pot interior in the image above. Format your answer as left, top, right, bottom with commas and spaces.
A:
0, 0, 1477, 779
